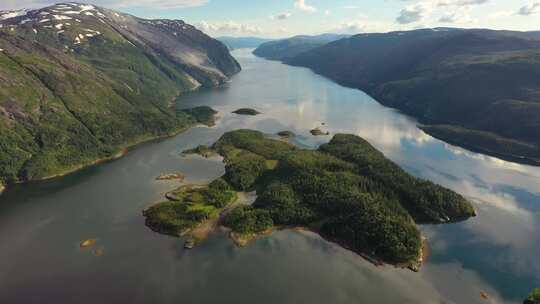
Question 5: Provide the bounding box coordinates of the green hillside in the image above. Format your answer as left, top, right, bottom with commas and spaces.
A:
288, 28, 540, 164
0, 3, 240, 189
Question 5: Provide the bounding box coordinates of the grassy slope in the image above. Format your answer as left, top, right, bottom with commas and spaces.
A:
288, 29, 540, 164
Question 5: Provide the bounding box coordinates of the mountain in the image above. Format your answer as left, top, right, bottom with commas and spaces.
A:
217, 36, 274, 50
0, 3, 240, 190
253, 33, 350, 61
288, 28, 540, 165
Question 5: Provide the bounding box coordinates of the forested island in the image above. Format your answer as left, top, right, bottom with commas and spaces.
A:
144, 129, 475, 269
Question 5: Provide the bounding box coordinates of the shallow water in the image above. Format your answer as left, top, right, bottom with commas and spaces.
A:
0, 49, 538, 304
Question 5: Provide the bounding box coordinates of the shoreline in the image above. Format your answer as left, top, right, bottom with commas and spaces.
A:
0, 123, 199, 196
226, 224, 428, 272
283, 60, 540, 168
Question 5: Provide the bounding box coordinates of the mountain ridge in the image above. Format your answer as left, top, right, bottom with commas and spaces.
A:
0, 2, 240, 191
287, 28, 540, 165
253, 33, 350, 61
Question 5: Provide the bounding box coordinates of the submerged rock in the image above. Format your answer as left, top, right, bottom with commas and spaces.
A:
80, 239, 97, 248
184, 239, 196, 249
92, 248, 104, 257
156, 173, 185, 181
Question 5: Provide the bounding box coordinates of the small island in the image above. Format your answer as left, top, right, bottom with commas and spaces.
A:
232, 108, 261, 116
525, 289, 540, 304
310, 128, 330, 136
143, 129, 475, 269
277, 130, 295, 139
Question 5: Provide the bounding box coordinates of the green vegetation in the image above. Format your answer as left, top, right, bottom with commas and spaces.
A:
0, 5, 240, 190
525, 288, 540, 304
420, 124, 540, 164
288, 29, 540, 164
180, 106, 218, 126
143, 179, 237, 236
183, 145, 218, 158
223, 206, 273, 234
232, 108, 261, 116
204, 129, 475, 265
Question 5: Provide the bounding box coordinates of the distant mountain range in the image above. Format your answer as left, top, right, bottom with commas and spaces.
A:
261, 28, 540, 165
217, 36, 274, 50
253, 33, 350, 61
0, 3, 240, 188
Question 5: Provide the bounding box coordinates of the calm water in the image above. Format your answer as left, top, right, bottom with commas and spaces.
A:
1, 49, 539, 304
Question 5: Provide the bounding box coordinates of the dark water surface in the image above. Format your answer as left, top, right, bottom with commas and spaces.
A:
1, 49, 539, 304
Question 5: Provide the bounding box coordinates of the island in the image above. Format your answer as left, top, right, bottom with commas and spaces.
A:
525, 289, 540, 304
277, 131, 295, 139
232, 108, 261, 116
310, 128, 330, 136
143, 129, 476, 269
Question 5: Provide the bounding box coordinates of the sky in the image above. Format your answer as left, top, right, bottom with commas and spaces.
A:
1, 0, 539, 38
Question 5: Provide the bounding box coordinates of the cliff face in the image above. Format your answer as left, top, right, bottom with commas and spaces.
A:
0, 3, 240, 186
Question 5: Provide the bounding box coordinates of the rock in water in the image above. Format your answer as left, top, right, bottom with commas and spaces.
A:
310, 128, 330, 136
80, 239, 97, 248
184, 239, 195, 249
232, 108, 261, 116
156, 173, 185, 181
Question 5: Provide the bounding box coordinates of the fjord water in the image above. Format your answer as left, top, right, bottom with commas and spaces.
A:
1, 49, 539, 304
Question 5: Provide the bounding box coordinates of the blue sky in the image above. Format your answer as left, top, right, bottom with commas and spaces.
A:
2, 0, 540, 37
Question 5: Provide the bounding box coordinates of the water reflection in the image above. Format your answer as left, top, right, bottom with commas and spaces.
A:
0, 49, 538, 304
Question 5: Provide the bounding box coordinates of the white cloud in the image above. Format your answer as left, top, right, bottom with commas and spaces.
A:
271, 12, 292, 20
517, 2, 540, 16
294, 0, 316, 12
396, 0, 489, 24
331, 20, 397, 35
195, 20, 263, 36
397, 3, 432, 24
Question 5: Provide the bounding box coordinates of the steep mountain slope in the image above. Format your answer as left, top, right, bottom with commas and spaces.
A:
253, 33, 349, 61
217, 36, 274, 50
289, 28, 540, 164
0, 3, 240, 190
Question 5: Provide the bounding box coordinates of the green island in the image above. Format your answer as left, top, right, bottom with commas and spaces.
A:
232, 108, 261, 116
277, 131, 295, 139
525, 289, 540, 304
143, 129, 475, 269
310, 128, 330, 136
